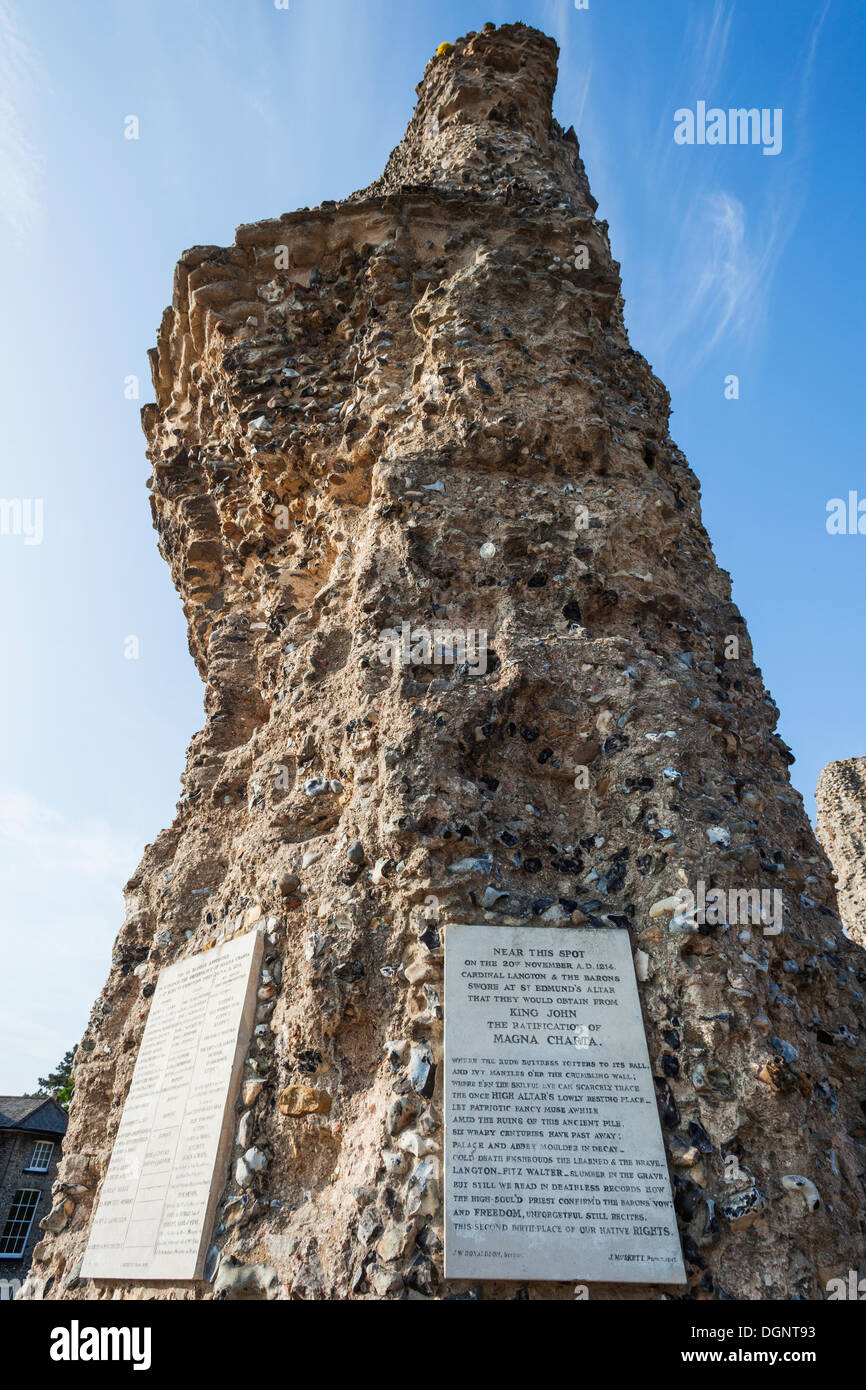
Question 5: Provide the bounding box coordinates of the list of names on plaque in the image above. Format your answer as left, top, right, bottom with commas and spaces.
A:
81, 929, 263, 1281
444, 924, 685, 1284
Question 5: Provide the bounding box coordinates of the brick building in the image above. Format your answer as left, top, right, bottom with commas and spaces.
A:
0, 1097, 67, 1296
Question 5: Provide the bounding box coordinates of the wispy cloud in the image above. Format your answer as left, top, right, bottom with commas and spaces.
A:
691, 0, 736, 96
0, 2, 44, 239
793, 0, 832, 148
645, 0, 736, 191
647, 180, 796, 377
636, 0, 830, 377
659, 190, 785, 361
802, 0, 832, 94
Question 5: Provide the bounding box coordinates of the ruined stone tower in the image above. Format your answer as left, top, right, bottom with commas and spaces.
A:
38, 23, 865, 1300
817, 758, 866, 950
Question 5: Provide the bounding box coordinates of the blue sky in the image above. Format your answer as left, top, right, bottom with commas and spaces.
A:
0, 0, 863, 1091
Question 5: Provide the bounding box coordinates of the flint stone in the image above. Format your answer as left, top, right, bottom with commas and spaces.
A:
279, 1084, 332, 1116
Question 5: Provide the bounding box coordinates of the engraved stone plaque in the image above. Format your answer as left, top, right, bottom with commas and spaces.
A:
445, 924, 686, 1284
81, 929, 263, 1281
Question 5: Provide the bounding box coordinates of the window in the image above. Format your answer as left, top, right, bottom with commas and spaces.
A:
26, 1140, 54, 1172
0, 1190, 40, 1259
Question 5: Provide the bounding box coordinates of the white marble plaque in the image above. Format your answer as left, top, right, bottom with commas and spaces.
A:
81, 929, 263, 1281
445, 924, 685, 1284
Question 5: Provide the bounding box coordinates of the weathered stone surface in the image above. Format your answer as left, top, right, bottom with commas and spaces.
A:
212, 1256, 278, 1300
278, 1085, 332, 1117
39, 1198, 75, 1236
817, 757, 866, 947
39, 22, 866, 1302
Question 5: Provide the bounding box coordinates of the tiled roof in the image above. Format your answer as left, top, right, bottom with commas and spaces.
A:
0, 1096, 68, 1135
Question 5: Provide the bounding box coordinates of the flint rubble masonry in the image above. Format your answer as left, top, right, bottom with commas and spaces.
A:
36, 22, 866, 1302
817, 758, 866, 950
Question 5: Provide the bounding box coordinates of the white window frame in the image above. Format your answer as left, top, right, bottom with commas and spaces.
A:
25, 1140, 54, 1172
0, 1189, 40, 1259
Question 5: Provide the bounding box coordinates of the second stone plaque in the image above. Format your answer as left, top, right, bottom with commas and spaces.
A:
444, 924, 686, 1284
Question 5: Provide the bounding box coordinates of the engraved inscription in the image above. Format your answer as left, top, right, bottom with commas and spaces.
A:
444, 925, 686, 1283
81, 930, 262, 1281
